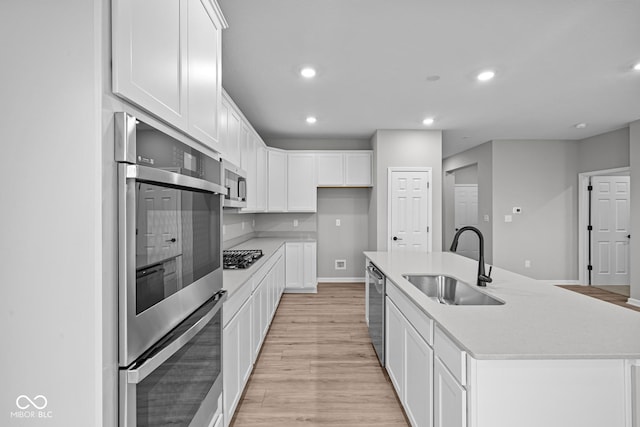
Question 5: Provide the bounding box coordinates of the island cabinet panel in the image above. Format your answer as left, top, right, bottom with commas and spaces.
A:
386, 296, 434, 427
468, 358, 628, 427
113, 0, 225, 152
434, 358, 466, 427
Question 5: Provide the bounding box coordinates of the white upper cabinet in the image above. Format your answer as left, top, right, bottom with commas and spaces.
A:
345, 152, 373, 186
220, 94, 242, 166
267, 149, 287, 212
186, 0, 223, 150
287, 152, 317, 212
112, 0, 226, 152
241, 130, 258, 212
256, 142, 267, 212
316, 152, 344, 186
315, 151, 373, 187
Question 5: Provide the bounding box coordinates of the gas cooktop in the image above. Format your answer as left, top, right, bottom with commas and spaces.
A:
223, 249, 263, 270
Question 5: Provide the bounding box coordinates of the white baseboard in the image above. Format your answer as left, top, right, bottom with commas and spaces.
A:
627, 297, 640, 308
317, 277, 365, 283
284, 287, 317, 294
542, 280, 580, 285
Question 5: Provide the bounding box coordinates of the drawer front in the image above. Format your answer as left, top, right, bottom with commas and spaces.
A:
223, 277, 253, 327
386, 280, 433, 346
434, 326, 467, 386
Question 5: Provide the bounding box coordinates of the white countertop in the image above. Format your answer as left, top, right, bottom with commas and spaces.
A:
365, 251, 640, 360
223, 237, 315, 297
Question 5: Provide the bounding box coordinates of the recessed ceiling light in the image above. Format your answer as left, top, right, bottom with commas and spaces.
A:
633, 62, 640, 71
422, 117, 435, 126
306, 116, 317, 124
300, 67, 317, 78
477, 70, 495, 82
575, 123, 587, 129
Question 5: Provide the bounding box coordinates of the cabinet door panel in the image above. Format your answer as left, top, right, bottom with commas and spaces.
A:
113, 0, 187, 126
385, 298, 404, 399
303, 242, 317, 289
287, 153, 316, 212
406, 324, 433, 427
267, 150, 287, 211
285, 243, 303, 289
434, 358, 466, 427
223, 316, 240, 420
316, 153, 344, 186
345, 152, 372, 186
238, 300, 253, 385
186, 0, 221, 150
256, 144, 267, 211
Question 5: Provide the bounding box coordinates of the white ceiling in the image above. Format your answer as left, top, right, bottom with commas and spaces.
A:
218, 0, 640, 158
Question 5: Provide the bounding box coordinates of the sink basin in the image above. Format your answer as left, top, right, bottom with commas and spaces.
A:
402, 274, 504, 306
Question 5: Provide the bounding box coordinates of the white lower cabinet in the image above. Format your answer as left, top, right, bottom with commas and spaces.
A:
434, 357, 466, 427
385, 297, 433, 427
223, 297, 251, 423
224, 249, 285, 426
285, 242, 317, 292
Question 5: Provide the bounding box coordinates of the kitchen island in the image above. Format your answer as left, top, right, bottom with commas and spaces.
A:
365, 250, 640, 427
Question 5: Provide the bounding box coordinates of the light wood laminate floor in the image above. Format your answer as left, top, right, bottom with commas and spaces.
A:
230, 283, 409, 426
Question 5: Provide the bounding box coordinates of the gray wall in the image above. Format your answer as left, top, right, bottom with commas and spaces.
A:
578, 127, 630, 173
317, 188, 370, 279
443, 142, 493, 263
454, 164, 478, 185
492, 140, 580, 279
265, 137, 371, 151
1, 1, 104, 425
371, 130, 443, 251
630, 120, 640, 302
254, 213, 317, 236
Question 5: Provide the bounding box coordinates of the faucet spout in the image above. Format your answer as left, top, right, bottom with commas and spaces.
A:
450, 226, 492, 287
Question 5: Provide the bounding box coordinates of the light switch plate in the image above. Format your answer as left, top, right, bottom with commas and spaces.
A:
505, 215, 513, 223
336, 219, 341, 226
484, 214, 490, 222
293, 219, 299, 227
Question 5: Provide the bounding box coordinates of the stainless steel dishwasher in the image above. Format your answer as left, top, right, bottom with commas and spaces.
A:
367, 262, 385, 366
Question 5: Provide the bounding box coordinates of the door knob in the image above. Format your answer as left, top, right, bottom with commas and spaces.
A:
166, 238, 177, 243
393, 236, 403, 241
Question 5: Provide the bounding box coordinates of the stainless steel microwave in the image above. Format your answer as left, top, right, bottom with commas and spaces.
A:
222, 159, 247, 208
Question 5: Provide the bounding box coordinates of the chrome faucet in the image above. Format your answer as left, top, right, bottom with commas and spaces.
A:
450, 226, 493, 287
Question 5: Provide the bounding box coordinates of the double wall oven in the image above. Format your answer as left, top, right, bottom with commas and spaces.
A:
116, 113, 226, 427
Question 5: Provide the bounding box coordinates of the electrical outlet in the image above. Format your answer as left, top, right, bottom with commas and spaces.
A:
483, 214, 490, 222
252, 219, 255, 227
525, 260, 531, 268
505, 215, 513, 223
335, 260, 346, 270
241, 221, 245, 230
293, 219, 299, 227
336, 219, 341, 226
222, 225, 226, 235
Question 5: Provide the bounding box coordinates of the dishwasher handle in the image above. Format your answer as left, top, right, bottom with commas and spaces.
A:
367, 265, 384, 281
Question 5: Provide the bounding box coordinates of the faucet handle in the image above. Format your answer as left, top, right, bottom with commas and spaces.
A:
487, 265, 493, 278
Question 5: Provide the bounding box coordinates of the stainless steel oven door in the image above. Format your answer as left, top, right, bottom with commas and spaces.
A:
119, 290, 225, 427
119, 163, 224, 366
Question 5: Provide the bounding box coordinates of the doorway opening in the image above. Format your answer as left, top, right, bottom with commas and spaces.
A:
578, 167, 631, 295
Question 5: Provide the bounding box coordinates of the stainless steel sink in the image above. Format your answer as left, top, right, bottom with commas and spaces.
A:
402, 274, 504, 306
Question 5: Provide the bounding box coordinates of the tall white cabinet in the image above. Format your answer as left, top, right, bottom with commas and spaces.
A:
287, 152, 317, 212
112, 0, 226, 152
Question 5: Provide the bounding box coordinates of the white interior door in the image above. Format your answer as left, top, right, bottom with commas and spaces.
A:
454, 185, 479, 260
389, 169, 431, 252
591, 176, 630, 285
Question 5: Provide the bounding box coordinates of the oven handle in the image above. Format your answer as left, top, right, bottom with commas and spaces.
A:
126, 164, 227, 195
126, 290, 227, 384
